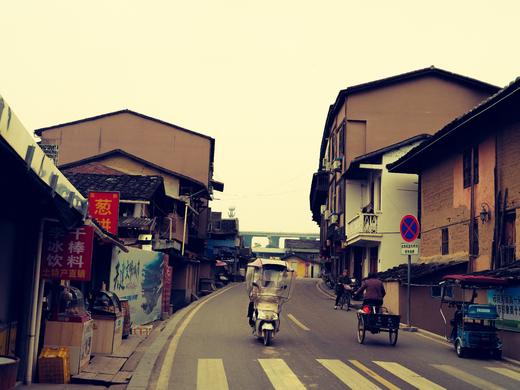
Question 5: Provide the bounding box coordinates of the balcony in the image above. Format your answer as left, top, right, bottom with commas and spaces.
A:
346, 213, 382, 247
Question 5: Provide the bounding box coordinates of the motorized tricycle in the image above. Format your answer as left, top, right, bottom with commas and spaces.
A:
246, 258, 294, 346
439, 274, 506, 359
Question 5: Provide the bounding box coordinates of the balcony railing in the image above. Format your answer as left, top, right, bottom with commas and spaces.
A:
346, 213, 379, 238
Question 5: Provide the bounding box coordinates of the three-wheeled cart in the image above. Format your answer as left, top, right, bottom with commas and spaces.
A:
356, 306, 400, 346
439, 274, 505, 359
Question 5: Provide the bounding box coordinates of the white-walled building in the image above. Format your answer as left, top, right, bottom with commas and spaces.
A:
343, 134, 429, 280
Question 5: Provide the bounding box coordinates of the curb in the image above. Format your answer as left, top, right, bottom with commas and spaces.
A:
316, 280, 335, 298
126, 284, 236, 390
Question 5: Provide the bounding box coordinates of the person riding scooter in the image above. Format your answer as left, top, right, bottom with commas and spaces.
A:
355, 272, 386, 312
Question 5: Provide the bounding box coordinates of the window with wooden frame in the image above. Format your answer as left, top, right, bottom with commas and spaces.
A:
463, 145, 479, 188
441, 228, 449, 255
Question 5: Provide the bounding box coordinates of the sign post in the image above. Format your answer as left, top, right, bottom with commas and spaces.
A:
400, 214, 420, 332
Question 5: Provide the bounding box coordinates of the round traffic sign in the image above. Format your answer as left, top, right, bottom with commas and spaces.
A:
400, 215, 420, 242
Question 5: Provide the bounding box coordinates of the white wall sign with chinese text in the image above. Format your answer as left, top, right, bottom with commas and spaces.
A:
401, 243, 419, 255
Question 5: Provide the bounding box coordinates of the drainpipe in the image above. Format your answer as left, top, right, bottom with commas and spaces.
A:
469, 147, 476, 273
26, 218, 57, 384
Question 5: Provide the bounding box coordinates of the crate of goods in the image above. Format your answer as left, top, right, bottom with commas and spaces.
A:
38, 347, 70, 384
131, 325, 153, 336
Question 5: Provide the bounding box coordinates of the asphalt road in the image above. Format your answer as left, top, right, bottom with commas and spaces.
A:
158, 279, 520, 389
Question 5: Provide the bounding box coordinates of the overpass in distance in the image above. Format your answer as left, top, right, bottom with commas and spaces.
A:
240, 230, 319, 248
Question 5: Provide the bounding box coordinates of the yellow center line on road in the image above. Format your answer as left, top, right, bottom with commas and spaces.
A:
197, 359, 229, 390
432, 364, 506, 390
258, 358, 306, 390
155, 284, 237, 390
486, 366, 520, 381
349, 360, 400, 390
287, 313, 310, 331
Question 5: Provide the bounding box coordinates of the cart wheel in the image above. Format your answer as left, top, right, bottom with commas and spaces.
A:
455, 339, 466, 358
389, 329, 398, 346
357, 317, 366, 344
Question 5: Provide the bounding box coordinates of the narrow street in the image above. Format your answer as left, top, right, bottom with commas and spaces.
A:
152, 279, 520, 389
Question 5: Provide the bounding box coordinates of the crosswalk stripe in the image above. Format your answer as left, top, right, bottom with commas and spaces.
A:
486, 366, 520, 381
197, 359, 229, 390
349, 360, 400, 390
317, 359, 381, 390
374, 361, 445, 390
258, 358, 306, 390
432, 364, 505, 390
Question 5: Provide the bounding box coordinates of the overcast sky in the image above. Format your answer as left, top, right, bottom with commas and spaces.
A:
1, 1, 519, 233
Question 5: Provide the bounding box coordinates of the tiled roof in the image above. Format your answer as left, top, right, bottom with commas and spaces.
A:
376, 260, 468, 283
472, 262, 520, 282
119, 216, 154, 230
59, 149, 209, 193
65, 173, 164, 200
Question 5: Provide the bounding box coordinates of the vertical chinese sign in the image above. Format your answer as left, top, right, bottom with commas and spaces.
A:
41, 222, 94, 281
88, 191, 120, 235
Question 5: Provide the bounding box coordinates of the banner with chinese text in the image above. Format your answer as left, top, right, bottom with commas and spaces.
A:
110, 247, 165, 325
88, 191, 119, 235
488, 287, 520, 332
41, 223, 94, 281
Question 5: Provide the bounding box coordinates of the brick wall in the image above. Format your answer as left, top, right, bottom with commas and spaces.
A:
497, 120, 520, 260
421, 155, 471, 261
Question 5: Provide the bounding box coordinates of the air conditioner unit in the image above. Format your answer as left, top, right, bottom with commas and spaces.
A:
331, 160, 342, 171
330, 214, 339, 224
320, 205, 327, 214
323, 210, 332, 220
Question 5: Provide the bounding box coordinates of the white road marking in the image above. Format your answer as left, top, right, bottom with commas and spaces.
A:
155, 284, 237, 390
197, 359, 229, 390
258, 358, 306, 390
349, 360, 400, 390
486, 366, 520, 381
288, 313, 310, 331
317, 359, 381, 389
432, 364, 505, 390
374, 361, 445, 390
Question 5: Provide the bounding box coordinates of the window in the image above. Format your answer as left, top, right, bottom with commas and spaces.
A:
338, 122, 345, 157
441, 228, 449, 255
431, 285, 453, 298
463, 146, 479, 188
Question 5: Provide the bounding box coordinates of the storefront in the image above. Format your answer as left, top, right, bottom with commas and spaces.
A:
0, 95, 86, 384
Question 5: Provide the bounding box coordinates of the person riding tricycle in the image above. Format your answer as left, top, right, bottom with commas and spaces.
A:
439, 274, 506, 359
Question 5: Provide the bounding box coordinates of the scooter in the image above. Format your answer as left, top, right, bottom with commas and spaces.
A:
246, 258, 294, 346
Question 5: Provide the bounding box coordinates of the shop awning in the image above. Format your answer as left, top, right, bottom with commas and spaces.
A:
0, 95, 87, 227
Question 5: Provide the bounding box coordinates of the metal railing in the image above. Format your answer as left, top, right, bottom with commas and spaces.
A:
346, 213, 379, 237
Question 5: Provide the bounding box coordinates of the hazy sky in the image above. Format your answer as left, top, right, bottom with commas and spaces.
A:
1, 1, 519, 233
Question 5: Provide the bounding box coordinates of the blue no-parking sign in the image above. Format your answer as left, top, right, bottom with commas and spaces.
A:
400, 215, 420, 243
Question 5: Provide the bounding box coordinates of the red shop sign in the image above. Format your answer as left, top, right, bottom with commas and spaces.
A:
41, 223, 94, 281
88, 191, 120, 235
